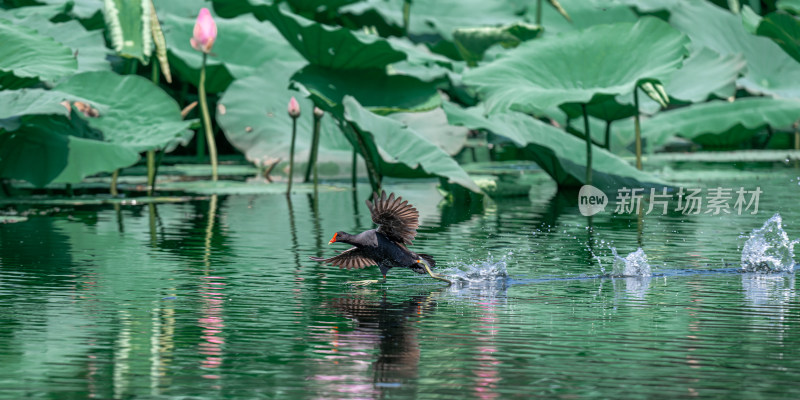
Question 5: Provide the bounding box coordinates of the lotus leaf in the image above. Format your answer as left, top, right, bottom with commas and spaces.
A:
442, 103, 667, 190
670, 0, 800, 98
161, 11, 304, 93
0, 19, 77, 84
462, 17, 689, 115
614, 98, 800, 151
55, 71, 193, 152
534, 0, 637, 35
217, 61, 353, 168
746, 10, 800, 64
342, 97, 480, 193
103, 0, 151, 62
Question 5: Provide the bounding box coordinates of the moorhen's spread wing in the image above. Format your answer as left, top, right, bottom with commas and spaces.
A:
366, 191, 419, 246
310, 247, 377, 269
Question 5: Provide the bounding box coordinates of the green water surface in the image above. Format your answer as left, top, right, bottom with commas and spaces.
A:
1, 166, 800, 399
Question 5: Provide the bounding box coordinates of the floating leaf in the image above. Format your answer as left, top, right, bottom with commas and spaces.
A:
0, 19, 77, 84
342, 97, 480, 192
463, 18, 689, 115
443, 103, 667, 190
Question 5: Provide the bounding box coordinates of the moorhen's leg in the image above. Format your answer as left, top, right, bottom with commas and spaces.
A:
416, 259, 452, 285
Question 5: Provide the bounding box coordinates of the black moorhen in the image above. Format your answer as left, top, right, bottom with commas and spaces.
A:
310, 191, 452, 285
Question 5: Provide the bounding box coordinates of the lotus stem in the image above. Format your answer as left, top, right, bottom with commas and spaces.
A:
794, 122, 799, 168
110, 169, 119, 196
581, 103, 592, 185
351, 149, 357, 189
536, 0, 542, 25
304, 111, 322, 183
604, 121, 612, 150
348, 123, 381, 192
153, 149, 165, 195
198, 53, 218, 181
634, 87, 642, 170
146, 150, 156, 196
287, 117, 298, 194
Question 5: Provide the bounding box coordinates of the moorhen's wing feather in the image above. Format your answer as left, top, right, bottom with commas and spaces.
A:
366, 191, 419, 245
309, 247, 377, 269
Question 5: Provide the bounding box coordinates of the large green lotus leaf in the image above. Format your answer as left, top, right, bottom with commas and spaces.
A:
103, 0, 151, 62
535, 0, 637, 35
452, 22, 541, 65
0, 4, 68, 19
256, 5, 406, 69
0, 89, 74, 120
3, 13, 112, 73
386, 106, 469, 156
291, 65, 441, 114
463, 17, 689, 115
748, 11, 800, 64
40, 0, 104, 19
0, 19, 77, 83
340, 0, 524, 41
217, 61, 353, 166
55, 71, 193, 152
778, 0, 800, 15
614, 98, 800, 151
442, 102, 666, 190
210, 0, 273, 18
0, 114, 139, 187
670, 0, 800, 98
616, 0, 681, 13
161, 10, 304, 93
342, 96, 480, 192
660, 46, 745, 103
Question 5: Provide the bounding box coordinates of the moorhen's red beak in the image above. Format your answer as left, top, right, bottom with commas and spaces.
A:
328, 232, 338, 244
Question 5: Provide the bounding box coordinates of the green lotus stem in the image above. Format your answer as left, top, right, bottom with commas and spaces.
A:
402, 0, 411, 35
348, 123, 381, 192
287, 117, 298, 194
794, 122, 799, 168
582, 103, 592, 185
110, 169, 119, 196
634, 87, 642, 170
151, 59, 159, 83
351, 149, 357, 189
153, 149, 164, 194
536, 0, 542, 25
604, 121, 612, 150
146, 150, 156, 196
199, 52, 218, 181
304, 112, 322, 183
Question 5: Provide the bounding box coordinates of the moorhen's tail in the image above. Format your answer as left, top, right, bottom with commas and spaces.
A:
410, 253, 436, 274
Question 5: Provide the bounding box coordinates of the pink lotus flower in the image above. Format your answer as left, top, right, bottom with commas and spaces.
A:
288, 97, 301, 118
191, 8, 217, 53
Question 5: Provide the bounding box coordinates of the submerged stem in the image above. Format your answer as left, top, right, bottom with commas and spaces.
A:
582, 103, 592, 186
199, 52, 218, 181
146, 150, 156, 196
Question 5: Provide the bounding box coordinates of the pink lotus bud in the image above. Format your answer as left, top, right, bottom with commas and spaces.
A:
313, 107, 324, 118
190, 8, 217, 53
288, 97, 300, 118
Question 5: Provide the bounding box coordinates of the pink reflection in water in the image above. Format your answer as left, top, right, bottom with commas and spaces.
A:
198, 276, 226, 373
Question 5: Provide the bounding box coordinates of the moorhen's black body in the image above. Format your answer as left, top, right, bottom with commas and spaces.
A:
310, 191, 451, 285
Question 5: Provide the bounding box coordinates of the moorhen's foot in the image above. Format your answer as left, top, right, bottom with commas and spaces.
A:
347, 279, 381, 286
416, 259, 453, 286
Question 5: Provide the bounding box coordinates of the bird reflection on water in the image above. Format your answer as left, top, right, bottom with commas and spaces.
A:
308, 289, 443, 398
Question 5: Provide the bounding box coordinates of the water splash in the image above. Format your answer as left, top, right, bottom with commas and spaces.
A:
740, 213, 797, 273
440, 252, 510, 288
610, 248, 652, 277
